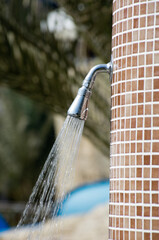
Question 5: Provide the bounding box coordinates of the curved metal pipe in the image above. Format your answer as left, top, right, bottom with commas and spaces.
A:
67, 62, 112, 120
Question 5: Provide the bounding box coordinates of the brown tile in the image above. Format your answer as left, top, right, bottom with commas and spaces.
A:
125, 231, 129, 240
154, 79, 159, 89
133, 43, 138, 54
153, 92, 159, 101
137, 117, 143, 128
130, 219, 135, 229
137, 130, 142, 140
144, 181, 150, 191
126, 81, 131, 92
128, 6, 132, 17
128, 32, 132, 42
132, 56, 137, 67
152, 233, 159, 240
132, 80, 137, 91
138, 105, 143, 115
146, 67, 152, 77
145, 92, 151, 102
157, 2, 159, 12
109, 216, 112, 227
137, 219, 142, 231
144, 168, 150, 178
137, 231, 142, 240
132, 105, 137, 116
144, 130, 151, 140
136, 193, 142, 203
153, 130, 159, 139
112, 229, 115, 239
123, 33, 126, 44
144, 155, 150, 165
133, 18, 139, 28
130, 155, 135, 165
144, 219, 150, 230
126, 118, 130, 128
131, 168, 135, 177
140, 3, 146, 15
131, 193, 135, 203
125, 193, 129, 203
147, 29, 154, 39
124, 8, 127, 19
144, 193, 150, 203
152, 181, 158, 191
144, 206, 150, 216
122, 70, 126, 81
138, 92, 143, 102
154, 53, 159, 64
147, 41, 153, 52
120, 205, 123, 215
144, 232, 150, 240
152, 155, 159, 165
152, 207, 159, 217
153, 142, 159, 152
153, 117, 159, 127
140, 29, 146, 40
123, 20, 127, 32
154, 66, 159, 76
127, 69, 131, 80
148, 2, 155, 14
139, 67, 144, 78
152, 194, 159, 204
134, 5, 139, 16
139, 55, 144, 66
132, 93, 137, 104
137, 168, 142, 177
125, 205, 129, 216
128, 21, 132, 32
152, 168, 159, 178
137, 181, 142, 190
155, 40, 159, 51
116, 217, 119, 227
144, 142, 151, 152
152, 220, 159, 230
130, 206, 135, 216
131, 118, 136, 128
137, 155, 142, 165
133, 30, 138, 41
146, 54, 153, 65
147, 16, 154, 27
145, 117, 151, 127
137, 143, 142, 153
140, 17, 146, 28
130, 231, 135, 240
125, 180, 129, 191
145, 105, 151, 115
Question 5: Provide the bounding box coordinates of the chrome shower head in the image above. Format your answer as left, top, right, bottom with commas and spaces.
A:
67, 63, 112, 120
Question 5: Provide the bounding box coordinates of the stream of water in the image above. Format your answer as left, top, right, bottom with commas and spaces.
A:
15, 116, 84, 239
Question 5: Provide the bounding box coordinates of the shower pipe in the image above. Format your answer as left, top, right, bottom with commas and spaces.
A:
67, 62, 112, 120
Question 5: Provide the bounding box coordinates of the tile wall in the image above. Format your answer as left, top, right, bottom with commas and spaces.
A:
109, 0, 159, 239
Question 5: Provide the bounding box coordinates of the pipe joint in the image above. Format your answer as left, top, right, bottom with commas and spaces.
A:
67, 62, 112, 120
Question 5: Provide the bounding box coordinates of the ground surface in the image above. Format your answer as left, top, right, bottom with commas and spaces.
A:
0, 204, 109, 240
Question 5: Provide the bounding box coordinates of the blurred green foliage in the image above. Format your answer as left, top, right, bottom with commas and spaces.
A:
0, 88, 55, 201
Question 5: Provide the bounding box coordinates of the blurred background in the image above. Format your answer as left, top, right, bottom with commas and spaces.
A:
0, 0, 112, 238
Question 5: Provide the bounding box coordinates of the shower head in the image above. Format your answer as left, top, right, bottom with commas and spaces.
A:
67, 63, 112, 120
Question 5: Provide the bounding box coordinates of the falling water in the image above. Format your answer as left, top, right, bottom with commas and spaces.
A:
14, 116, 84, 239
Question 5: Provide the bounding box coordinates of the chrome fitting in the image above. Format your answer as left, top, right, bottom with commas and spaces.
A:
67, 62, 112, 120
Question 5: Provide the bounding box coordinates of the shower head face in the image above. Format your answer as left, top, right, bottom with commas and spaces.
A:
67, 86, 90, 120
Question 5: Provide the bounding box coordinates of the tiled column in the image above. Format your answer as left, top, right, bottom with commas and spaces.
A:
109, 0, 159, 239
